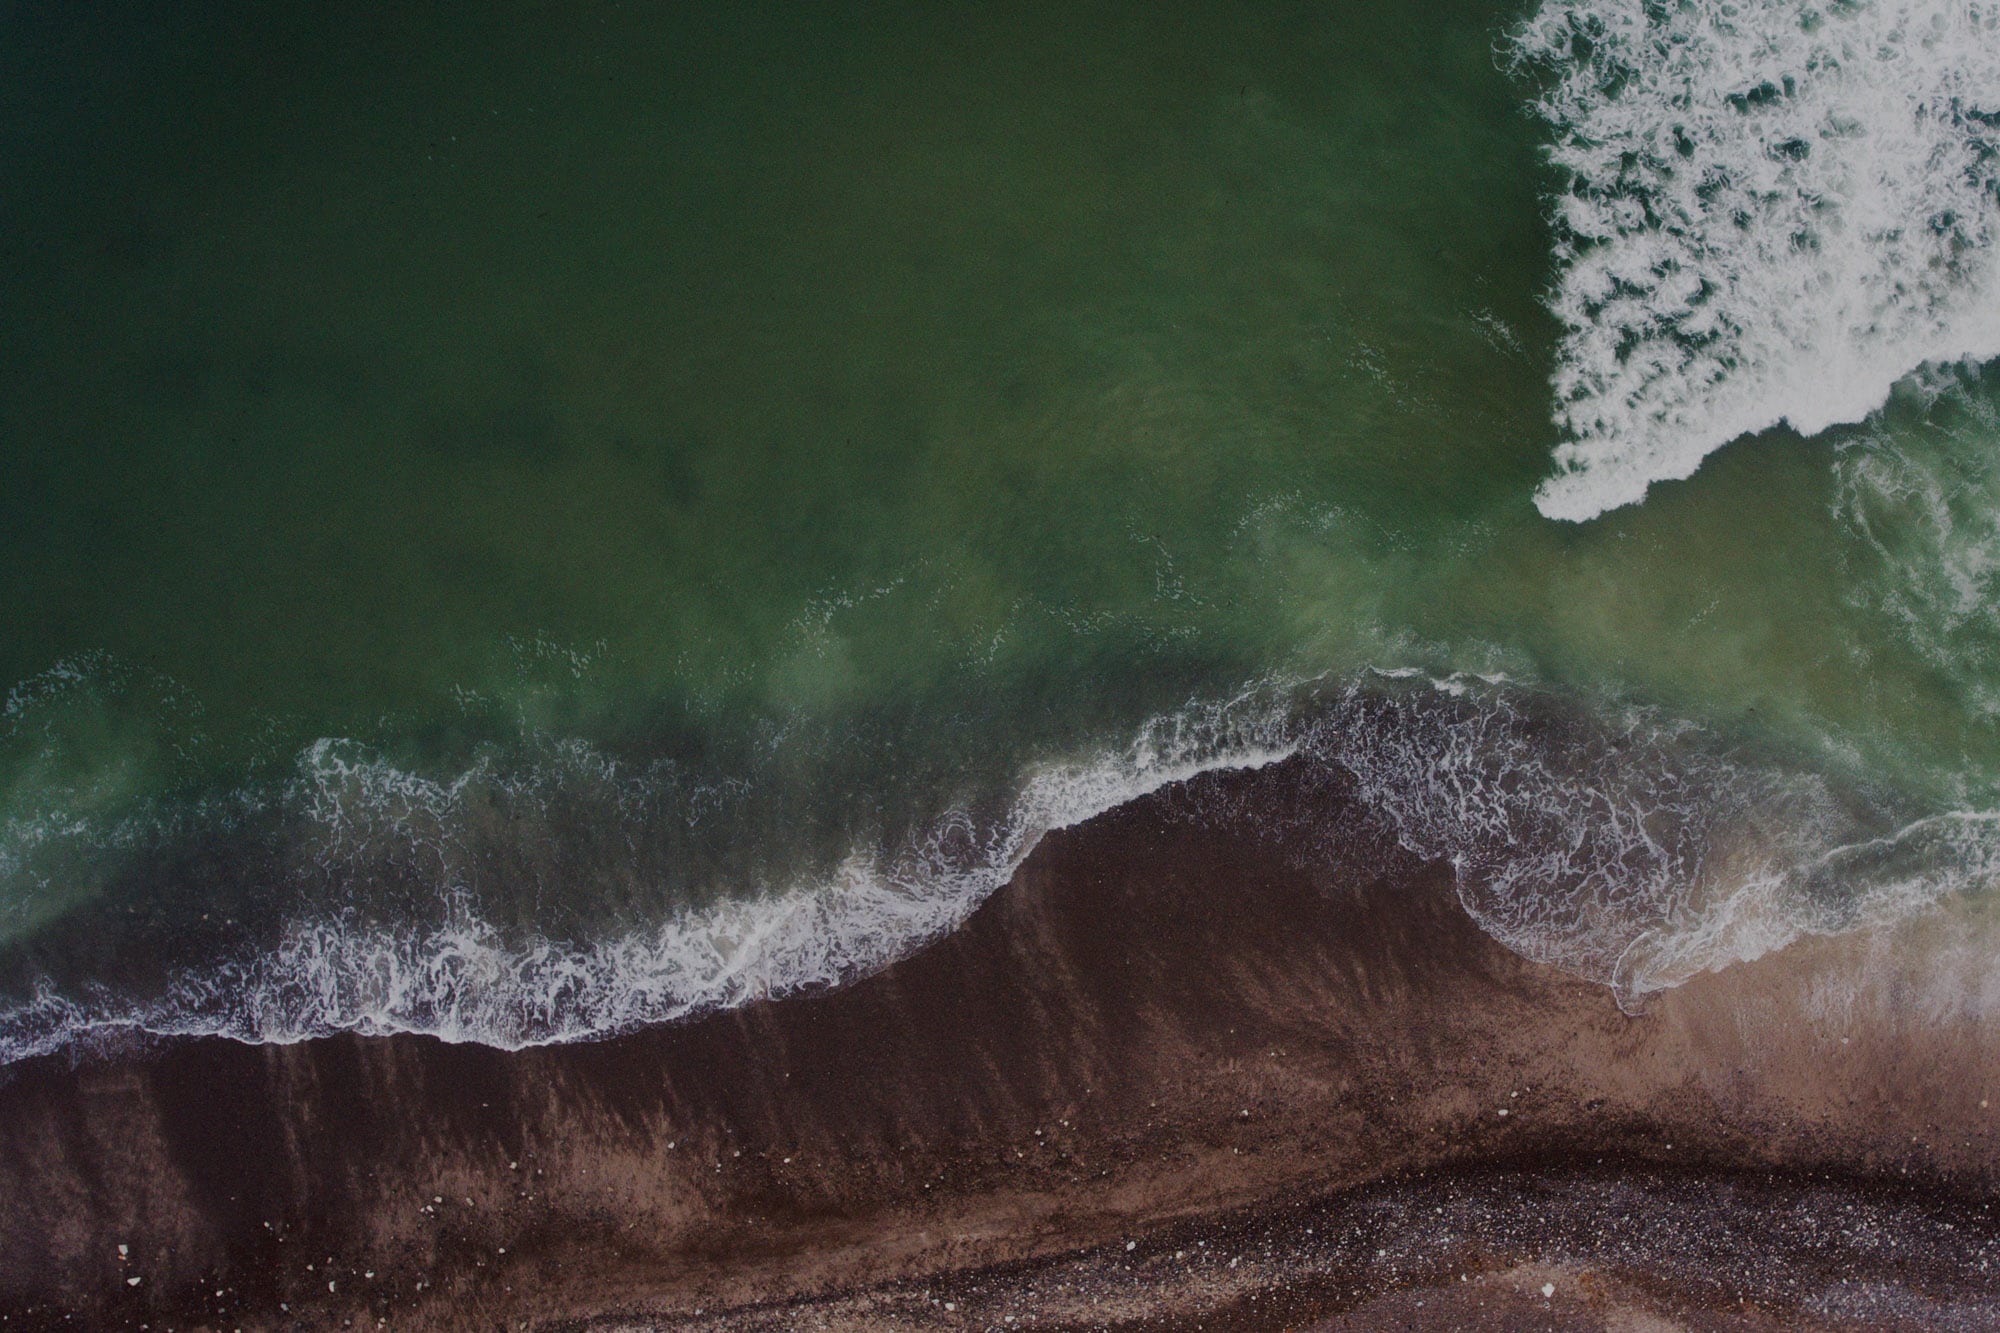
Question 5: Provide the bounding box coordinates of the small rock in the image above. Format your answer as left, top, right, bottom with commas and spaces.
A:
1542, 1282, 1555, 1298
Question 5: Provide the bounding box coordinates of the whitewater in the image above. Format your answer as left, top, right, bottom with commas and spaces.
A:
7, 670, 1994, 1064
1519, 0, 2000, 520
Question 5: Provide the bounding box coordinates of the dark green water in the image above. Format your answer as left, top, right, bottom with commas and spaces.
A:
3, 0, 1998, 1054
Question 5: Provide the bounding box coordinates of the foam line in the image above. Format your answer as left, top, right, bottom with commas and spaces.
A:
3, 674, 1993, 1063
0, 692, 1299, 1064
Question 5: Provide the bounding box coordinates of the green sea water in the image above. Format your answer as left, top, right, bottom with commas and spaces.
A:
4, 0, 1998, 1051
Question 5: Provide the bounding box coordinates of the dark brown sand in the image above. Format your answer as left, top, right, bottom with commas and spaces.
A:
0, 756, 1996, 1330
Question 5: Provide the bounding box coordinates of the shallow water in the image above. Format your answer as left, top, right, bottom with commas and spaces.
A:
3, 0, 1998, 1058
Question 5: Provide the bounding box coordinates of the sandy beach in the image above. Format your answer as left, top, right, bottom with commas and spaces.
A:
1, 753, 1996, 1330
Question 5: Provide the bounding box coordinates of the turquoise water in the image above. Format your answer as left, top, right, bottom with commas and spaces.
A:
3, 0, 1998, 1054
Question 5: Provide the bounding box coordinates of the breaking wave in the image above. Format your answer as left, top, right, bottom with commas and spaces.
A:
1515, 0, 2000, 521
3, 671, 1995, 1063
0, 690, 1301, 1064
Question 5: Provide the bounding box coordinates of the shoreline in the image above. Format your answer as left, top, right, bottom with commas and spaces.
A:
1, 754, 1995, 1329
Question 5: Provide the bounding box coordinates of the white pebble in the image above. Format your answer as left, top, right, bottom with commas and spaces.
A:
1542, 1282, 1555, 1298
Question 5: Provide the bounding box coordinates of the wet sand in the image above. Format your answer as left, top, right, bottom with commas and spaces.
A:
0, 755, 1996, 1329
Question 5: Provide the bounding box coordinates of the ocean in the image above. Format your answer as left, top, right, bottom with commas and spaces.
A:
4, 0, 1999, 1069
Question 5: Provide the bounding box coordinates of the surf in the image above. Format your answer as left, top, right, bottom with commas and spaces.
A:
5, 670, 1991, 1064
1516, 0, 2000, 520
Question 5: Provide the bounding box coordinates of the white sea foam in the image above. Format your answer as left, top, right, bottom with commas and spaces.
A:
1606, 809, 2000, 1006
1304, 677, 2000, 1010
3, 672, 1993, 1061
1304, 682, 1828, 997
1516, 0, 2000, 520
0, 689, 1299, 1064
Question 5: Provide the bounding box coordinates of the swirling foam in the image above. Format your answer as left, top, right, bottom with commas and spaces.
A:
1515, 0, 2000, 521
1303, 675, 2000, 1010
3, 673, 1994, 1060
0, 691, 1299, 1063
